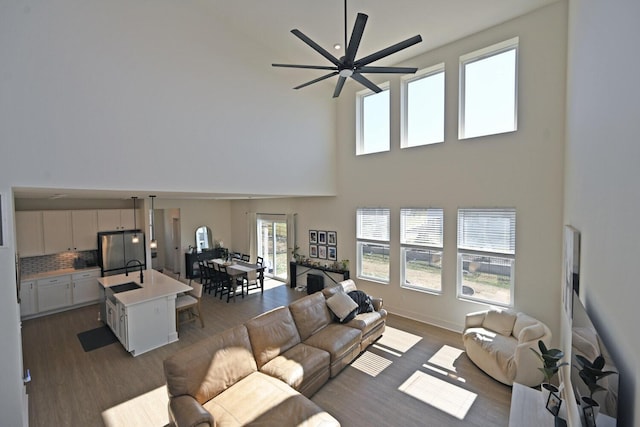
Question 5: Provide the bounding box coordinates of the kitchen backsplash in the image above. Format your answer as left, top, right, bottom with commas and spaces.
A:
21, 250, 98, 276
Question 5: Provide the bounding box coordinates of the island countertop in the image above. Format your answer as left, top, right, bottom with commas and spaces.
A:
97, 269, 191, 306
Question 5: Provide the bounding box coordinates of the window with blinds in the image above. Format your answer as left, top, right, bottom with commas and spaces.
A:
457, 208, 516, 307
400, 208, 444, 293
356, 208, 390, 283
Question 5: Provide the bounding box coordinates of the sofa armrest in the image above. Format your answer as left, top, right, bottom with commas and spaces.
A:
371, 297, 383, 311
512, 324, 552, 387
464, 310, 486, 330
169, 395, 214, 427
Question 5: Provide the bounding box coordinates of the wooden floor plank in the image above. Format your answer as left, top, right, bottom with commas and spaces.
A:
21, 278, 511, 427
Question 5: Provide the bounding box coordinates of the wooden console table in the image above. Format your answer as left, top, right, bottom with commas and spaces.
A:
289, 261, 350, 288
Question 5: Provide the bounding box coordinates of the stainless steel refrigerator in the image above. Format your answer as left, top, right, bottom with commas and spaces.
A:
98, 230, 146, 276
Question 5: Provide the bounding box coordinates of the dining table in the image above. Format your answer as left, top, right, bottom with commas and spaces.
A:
210, 258, 266, 294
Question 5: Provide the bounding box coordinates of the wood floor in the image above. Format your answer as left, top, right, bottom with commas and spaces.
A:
21, 278, 512, 427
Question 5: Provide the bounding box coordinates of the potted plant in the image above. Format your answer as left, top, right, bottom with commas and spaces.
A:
290, 245, 301, 262
531, 340, 569, 396
574, 354, 617, 417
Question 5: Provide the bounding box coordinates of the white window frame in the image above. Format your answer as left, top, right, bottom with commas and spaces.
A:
356, 208, 390, 284
400, 208, 444, 294
459, 37, 519, 140
457, 208, 516, 307
356, 83, 390, 156
401, 63, 445, 148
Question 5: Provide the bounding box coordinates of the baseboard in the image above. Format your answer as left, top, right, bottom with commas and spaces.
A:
384, 305, 464, 333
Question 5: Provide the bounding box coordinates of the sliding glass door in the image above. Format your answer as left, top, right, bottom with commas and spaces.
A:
257, 216, 288, 281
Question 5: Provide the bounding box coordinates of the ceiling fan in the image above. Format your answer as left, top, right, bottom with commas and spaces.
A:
272, 0, 423, 98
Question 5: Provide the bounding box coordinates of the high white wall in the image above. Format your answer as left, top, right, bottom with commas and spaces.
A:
561, 0, 640, 424
232, 2, 568, 335
0, 0, 335, 424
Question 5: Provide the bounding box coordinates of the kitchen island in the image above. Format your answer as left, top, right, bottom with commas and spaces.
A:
97, 269, 191, 356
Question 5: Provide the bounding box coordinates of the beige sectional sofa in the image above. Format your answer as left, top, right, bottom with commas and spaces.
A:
164, 279, 387, 427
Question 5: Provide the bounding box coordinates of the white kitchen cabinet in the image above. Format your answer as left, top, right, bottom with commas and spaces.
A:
117, 302, 129, 350
43, 211, 73, 254
19, 280, 37, 317
98, 209, 137, 232
71, 269, 101, 305
37, 275, 72, 312
71, 210, 98, 250
106, 298, 118, 335
15, 211, 44, 257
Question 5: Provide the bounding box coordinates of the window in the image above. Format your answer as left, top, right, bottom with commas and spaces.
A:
257, 215, 289, 280
356, 208, 390, 283
459, 37, 518, 139
457, 208, 516, 306
400, 208, 443, 293
401, 64, 445, 148
356, 84, 390, 155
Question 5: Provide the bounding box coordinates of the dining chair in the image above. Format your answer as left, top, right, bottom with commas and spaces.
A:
198, 260, 212, 293
175, 282, 204, 334
205, 261, 221, 296
238, 257, 264, 295
241, 253, 250, 262
218, 264, 242, 303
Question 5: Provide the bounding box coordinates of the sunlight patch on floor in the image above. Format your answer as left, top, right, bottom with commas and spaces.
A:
351, 350, 393, 377
373, 326, 422, 354
398, 371, 477, 420
427, 345, 465, 373
102, 385, 168, 427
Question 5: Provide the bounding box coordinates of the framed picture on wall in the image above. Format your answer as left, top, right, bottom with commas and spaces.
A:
309, 230, 318, 244
318, 231, 327, 244
318, 245, 327, 259
328, 246, 337, 261
327, 231, 337, 246
309, 245, 318, 258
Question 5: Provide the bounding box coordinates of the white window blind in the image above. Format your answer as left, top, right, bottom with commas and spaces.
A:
401, 208, 443, 247
357, 208, 390, 241
457, 209, 515, 255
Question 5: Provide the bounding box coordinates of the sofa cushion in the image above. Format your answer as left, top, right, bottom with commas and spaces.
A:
289, 293, 333, 340
344, 311, 385, 337
513, 312, 539, 338
463, 327, 518, 384
482, 309, 517, 336
304, 323, 361, 363
245, 306, 301, 369
260, 343, 330, 393
204, 372, 340, 427
326, 291, 358, 323
164, 324, 257, 404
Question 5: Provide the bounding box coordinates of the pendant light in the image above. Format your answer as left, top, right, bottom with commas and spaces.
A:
131, 197, 139, 243
149, 195, 157, 249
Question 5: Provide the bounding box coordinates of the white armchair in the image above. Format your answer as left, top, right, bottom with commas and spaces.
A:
462, 309, 552, 387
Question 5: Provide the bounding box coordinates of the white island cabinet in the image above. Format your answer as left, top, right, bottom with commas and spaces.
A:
97, 269, 191, 356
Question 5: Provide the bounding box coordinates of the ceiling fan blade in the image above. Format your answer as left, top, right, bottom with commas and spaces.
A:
345, 13, 368, 65
333, 76, 347, 98
291, 29, 342, 67
272, 63, 338, 71
351, 73, 382, 93
354, 35, 423, 67
357, 66, 418, 74
293, 71, 339, 90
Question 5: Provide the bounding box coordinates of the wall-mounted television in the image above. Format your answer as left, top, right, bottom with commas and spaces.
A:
570, 290, 618, 425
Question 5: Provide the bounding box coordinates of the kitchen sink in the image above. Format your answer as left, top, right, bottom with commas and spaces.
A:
110, 282, 142, 293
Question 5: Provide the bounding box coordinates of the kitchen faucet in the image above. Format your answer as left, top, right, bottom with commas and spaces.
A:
125, 259, 144, 283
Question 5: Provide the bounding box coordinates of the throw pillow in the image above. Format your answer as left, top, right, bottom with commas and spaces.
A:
482, 309, 517, 336
326, 292, 358, 323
